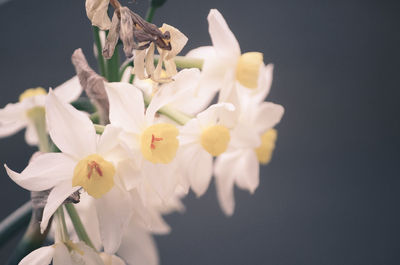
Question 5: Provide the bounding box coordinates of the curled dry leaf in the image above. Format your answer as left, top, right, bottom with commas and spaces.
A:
71, 48, 110, 124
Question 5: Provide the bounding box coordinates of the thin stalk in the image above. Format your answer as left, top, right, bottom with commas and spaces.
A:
93, 26, 107, 77
65, 204, 95, 250
146, 6, 157, 22
153, 55, 204, 69
55, 207, 69, 243
0, 202, 32, 249
106, 44, 120, 82
27, 107, 50, 152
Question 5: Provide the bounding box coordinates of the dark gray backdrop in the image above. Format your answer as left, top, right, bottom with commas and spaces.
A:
0, 0, 399, 264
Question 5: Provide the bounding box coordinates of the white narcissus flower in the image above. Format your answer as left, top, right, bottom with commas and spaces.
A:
105, 82, 185, 202
186, 9, 273, 99
0, 76, 82, 146
85, 0, 112, 30
178, 103, 236, 197
214, 83, 284, 216
5, 91, 133, 254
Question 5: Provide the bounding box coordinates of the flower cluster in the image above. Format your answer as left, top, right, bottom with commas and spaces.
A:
1, 3, 284, 265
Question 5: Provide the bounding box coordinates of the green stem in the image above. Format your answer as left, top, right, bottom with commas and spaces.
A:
106, 44, 120, 82
0, 202, 32, 249
65, 204, 95, 250
55, 207, 69, 242
93, 26, 107, 77
27, 107, 50, 152
146, 6, 157, 22
143, 94, 191, 125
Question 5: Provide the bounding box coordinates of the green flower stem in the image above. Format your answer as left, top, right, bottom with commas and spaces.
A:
93, 26, 107, 78
146, 5, 157, 22
143, 94, 191, 125
0, 202, 32, 249
27, 107, 50, 152
106, 45, 120, 82
153, 55, 204, 69
55, 207, 69, 242
65, 204, 95, 250
94, 124, 105, 134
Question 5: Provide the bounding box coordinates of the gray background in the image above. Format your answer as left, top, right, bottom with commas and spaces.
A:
1, 0, 399, 264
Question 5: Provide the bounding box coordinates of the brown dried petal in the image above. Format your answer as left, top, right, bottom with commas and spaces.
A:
119, 7, 137, 58
71, 49, 109, 124
103, 10, 121, 59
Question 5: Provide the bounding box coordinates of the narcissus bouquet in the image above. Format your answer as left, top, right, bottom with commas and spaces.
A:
0, 0, 284, 264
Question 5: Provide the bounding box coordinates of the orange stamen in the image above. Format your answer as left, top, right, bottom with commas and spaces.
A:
87, 161, 103, 179
151, 134, 163, 149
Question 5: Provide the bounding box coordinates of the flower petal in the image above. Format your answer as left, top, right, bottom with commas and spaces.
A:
24, 123, 38, 146
53, 243, 73, 265
41, 181, 81, 233
85, 0, 111, 30
233, 149, 260, 193
5, 152, 75, 191
254, 102, 285, 134
105, 82, 145, 133
117, 223, 159, 265
0, 120, 26, 138
214, 151, 240, 216
53, 76, 83, 103
95, 186, 132, 254
197, 103, 236, 129
207, 9, 240, 58
46, 90, 97, 159
19, 245, 54, 265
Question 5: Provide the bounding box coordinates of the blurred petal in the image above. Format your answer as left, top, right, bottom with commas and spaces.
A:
5, 152, 75, 191
19, 245, 54, 265
233, 149, 260, 193
207, 9, 240, 58
184, 147, 213, 197
53, 243, 73, 265
197, 103, 236, 128
86, 0, 111, 30
118, 224, 159, 265
46, 90, 97, 159
254, 102, 285, 134
105, 82, 145, 133
41, 181, 81, 233
72, 242, 104, 265
95, 186, 132, 254
24, 123, 38, 145
53, 76, 83, 103
0, 120, 26, 138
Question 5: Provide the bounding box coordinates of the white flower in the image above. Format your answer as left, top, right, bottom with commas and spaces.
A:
186, 9, 273, 98
214, 86, 284, 215
19, 241, 103, 265
0, 76, 82, 146
5, 91, 133, 254
178, 103, 236, 196
105, 81, 185, 202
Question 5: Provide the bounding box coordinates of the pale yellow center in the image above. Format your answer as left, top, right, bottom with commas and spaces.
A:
19, 87, 47, 102
235, 52, 263, 89
255, 129, 277, 164
140, 123, 179, 164
200, 125, 230, 156
72, 154, 115, 199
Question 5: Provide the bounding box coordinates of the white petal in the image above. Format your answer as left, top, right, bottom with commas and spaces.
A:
71, 242, 104, 265
132, 50, 147, 79
46, 90, 97, 159
5, 152, 75, 191
184, 146, 213, 197
255, 64, 274, 103
117, 224, 159, 265
186, 46, 215, 60
24, 123, 39, 145
105, 82, 145, 133
214, 151, 240, 216
95, 186, 132, 254
0, 101, 28, 123
53, 76, 83, 103
207, 9, 240, 58
254, 102, 284, 133
197, 103, 236, 129
19, 245, 55, 265
118, 159, 142, 191
53, 243, 73, 265
100, 253, 126, 265
97, 125, 122, 156
0, 120, 26, 138
233, 149, 260, 193
41, 181, 81, 233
